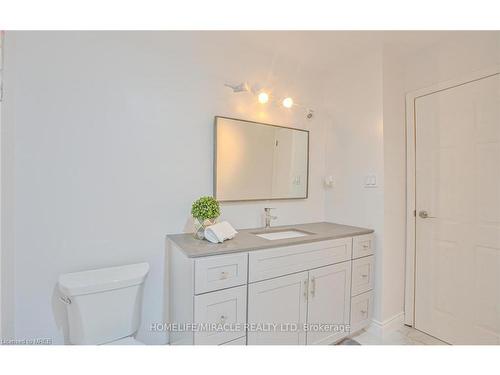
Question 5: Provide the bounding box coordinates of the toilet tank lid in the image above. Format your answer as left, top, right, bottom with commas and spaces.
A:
58, 262, 149, 296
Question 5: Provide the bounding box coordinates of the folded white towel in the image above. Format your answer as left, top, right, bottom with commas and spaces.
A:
204, 221, 238, 243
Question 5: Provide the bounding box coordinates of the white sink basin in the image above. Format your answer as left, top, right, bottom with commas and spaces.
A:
253, 229, 313, 241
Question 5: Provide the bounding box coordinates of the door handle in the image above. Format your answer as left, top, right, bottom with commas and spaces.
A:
310, 277, 316, 297
418, 210, 436, 219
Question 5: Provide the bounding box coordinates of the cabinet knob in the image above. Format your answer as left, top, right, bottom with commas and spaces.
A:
219, 271, 229, 280
219, 315, 227, 324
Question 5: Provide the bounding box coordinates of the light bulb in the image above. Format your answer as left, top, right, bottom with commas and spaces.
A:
282, 97, 294, 108
258, 92, 269, 104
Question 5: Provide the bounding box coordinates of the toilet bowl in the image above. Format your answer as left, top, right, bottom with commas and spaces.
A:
58, 262, 149, 345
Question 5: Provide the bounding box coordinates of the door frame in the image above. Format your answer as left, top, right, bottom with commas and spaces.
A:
404, 65, 500, 326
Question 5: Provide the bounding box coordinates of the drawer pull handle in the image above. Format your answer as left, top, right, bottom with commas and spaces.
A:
361, 274, 368, 278
361, 310, 367, 315
310, 277, 316, 297
362, 244, 369, 249
219, 271, 229, 280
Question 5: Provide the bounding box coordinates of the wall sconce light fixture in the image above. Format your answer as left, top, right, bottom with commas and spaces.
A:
224, 82, 313, 119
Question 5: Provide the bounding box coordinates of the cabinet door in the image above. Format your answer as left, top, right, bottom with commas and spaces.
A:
194, 285, 247, 345
247, 272, 308, 345
350, 291, 373, 333
306, 262, 352, 345
351, 255, 374, 296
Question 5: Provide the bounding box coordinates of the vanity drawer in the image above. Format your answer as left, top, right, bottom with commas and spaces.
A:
194, 285, 247, 345
248, 238, 352, 283
350, 290, 373, 333
352, 234, 375, 259
195, 252, 248, 294
351, 255, 375, 296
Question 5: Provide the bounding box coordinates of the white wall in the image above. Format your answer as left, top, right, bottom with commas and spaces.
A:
324, 51, 385, 321
1, 31, 329, 344
401, 32, 500, 91
379, 47, 406, 323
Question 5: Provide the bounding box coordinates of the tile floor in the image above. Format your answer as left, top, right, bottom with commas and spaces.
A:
351, 325, 448, 345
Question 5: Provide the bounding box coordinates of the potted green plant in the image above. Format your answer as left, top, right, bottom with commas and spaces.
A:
191, 196, 221, 240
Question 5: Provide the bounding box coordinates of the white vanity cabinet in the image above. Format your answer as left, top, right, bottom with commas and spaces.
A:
168, 231, 375, 345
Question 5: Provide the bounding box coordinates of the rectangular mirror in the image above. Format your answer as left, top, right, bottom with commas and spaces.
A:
214, 116, 309, 202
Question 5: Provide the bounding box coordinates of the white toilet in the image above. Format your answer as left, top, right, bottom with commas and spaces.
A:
58, 262, 149, 345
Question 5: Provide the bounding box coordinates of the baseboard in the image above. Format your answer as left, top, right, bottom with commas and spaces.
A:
366, 312, 405, 337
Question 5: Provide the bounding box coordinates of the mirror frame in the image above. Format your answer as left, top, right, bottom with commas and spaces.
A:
213, 116, 310, 202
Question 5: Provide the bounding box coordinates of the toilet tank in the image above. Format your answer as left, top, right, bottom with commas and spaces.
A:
58, 262, 149, 345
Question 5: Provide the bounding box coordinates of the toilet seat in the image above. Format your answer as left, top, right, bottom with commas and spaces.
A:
104, 336, 144, 345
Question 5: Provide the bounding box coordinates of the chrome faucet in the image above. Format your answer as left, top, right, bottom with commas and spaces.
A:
264, 207, 277, 228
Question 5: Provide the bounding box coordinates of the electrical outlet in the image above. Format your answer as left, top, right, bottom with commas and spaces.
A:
364, 175, 377, 188
324, 176, 334, 188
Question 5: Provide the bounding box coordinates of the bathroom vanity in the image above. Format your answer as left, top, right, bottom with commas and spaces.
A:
167, 222, 374, 345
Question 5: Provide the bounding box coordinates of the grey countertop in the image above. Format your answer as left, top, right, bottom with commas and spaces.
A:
167, 221, 373, 258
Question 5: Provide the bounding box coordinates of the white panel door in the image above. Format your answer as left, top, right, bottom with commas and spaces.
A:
306, 262, 351, 345
247, 272, 308, 345
415, 73, 500, 344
